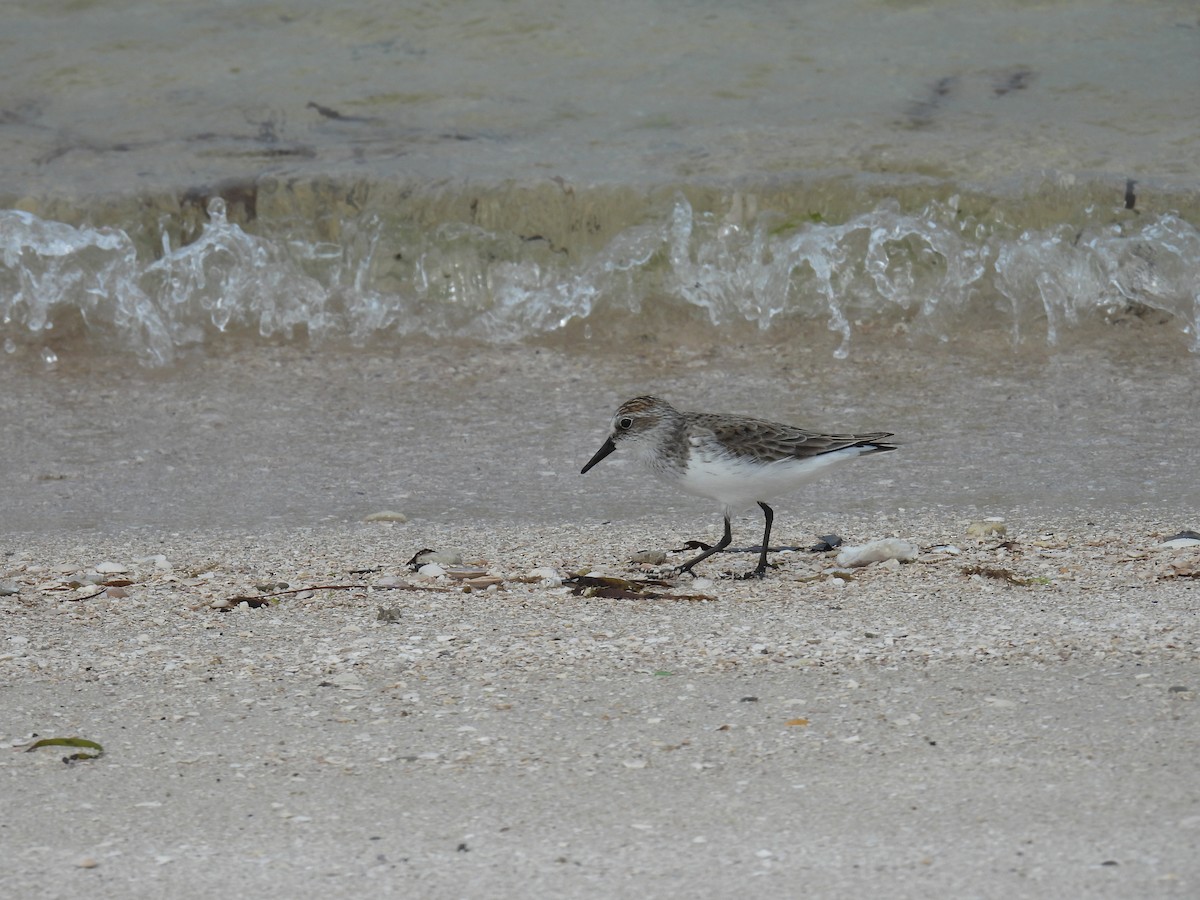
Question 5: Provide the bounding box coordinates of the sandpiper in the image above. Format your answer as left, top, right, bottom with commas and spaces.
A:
581, 396, 896, 578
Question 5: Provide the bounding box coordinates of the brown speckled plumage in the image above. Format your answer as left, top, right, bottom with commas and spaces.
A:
581, 396, 896, 578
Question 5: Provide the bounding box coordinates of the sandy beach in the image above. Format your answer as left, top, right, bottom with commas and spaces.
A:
3, 507, 1198, 898
3, 0, 1199, 895
3, 335, 1199, 898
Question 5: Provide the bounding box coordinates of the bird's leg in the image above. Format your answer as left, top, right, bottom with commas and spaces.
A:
677, 515, 732, 577
741, 502, 776, 579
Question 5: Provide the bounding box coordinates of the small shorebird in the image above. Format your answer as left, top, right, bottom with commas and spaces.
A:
581, 396, 896, 578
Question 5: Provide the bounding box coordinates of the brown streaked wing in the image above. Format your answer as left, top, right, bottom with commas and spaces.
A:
692, 413, 894, 463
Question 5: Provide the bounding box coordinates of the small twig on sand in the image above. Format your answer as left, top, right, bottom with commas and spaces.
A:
215, 580, 453, 608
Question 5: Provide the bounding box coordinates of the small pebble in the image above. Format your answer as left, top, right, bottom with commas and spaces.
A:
1160, 537, 1200, 550
322, 672, 366, 691
836, 538, 918, 568
463, 575, 504, 589
630, 550, 668, 565
810, 534, 843, 552
966, 521, 1007, 538
413, 550, 462, 566
927, 544, 962, 556
374, 575, 410, 589
528, 566, 563, 584
363, 510, 408, 523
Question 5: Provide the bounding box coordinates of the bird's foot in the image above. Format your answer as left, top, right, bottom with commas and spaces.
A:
713, 566, 770, 580
736, 561, 776, 580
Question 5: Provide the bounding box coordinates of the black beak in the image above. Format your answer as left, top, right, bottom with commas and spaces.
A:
580, 436, 617, 474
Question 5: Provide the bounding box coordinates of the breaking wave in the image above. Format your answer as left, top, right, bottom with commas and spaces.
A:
2, 194, 1197, 365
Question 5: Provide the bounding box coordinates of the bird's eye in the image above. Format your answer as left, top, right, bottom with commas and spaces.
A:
617, 416, 634, 430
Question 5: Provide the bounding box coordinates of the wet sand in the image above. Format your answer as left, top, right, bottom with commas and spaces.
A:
2, 514, 1198, 898
3, 333, 1199, 896
4, 325, 1200, 534
5, 0, 1198, 891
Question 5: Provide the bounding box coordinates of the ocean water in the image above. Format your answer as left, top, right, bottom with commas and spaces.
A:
3, 192, 1198, 366
2, 0, 1199, 534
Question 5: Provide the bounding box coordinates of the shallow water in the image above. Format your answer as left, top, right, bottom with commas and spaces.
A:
2, 1, 1199, 536
5, 0, 1198, 195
